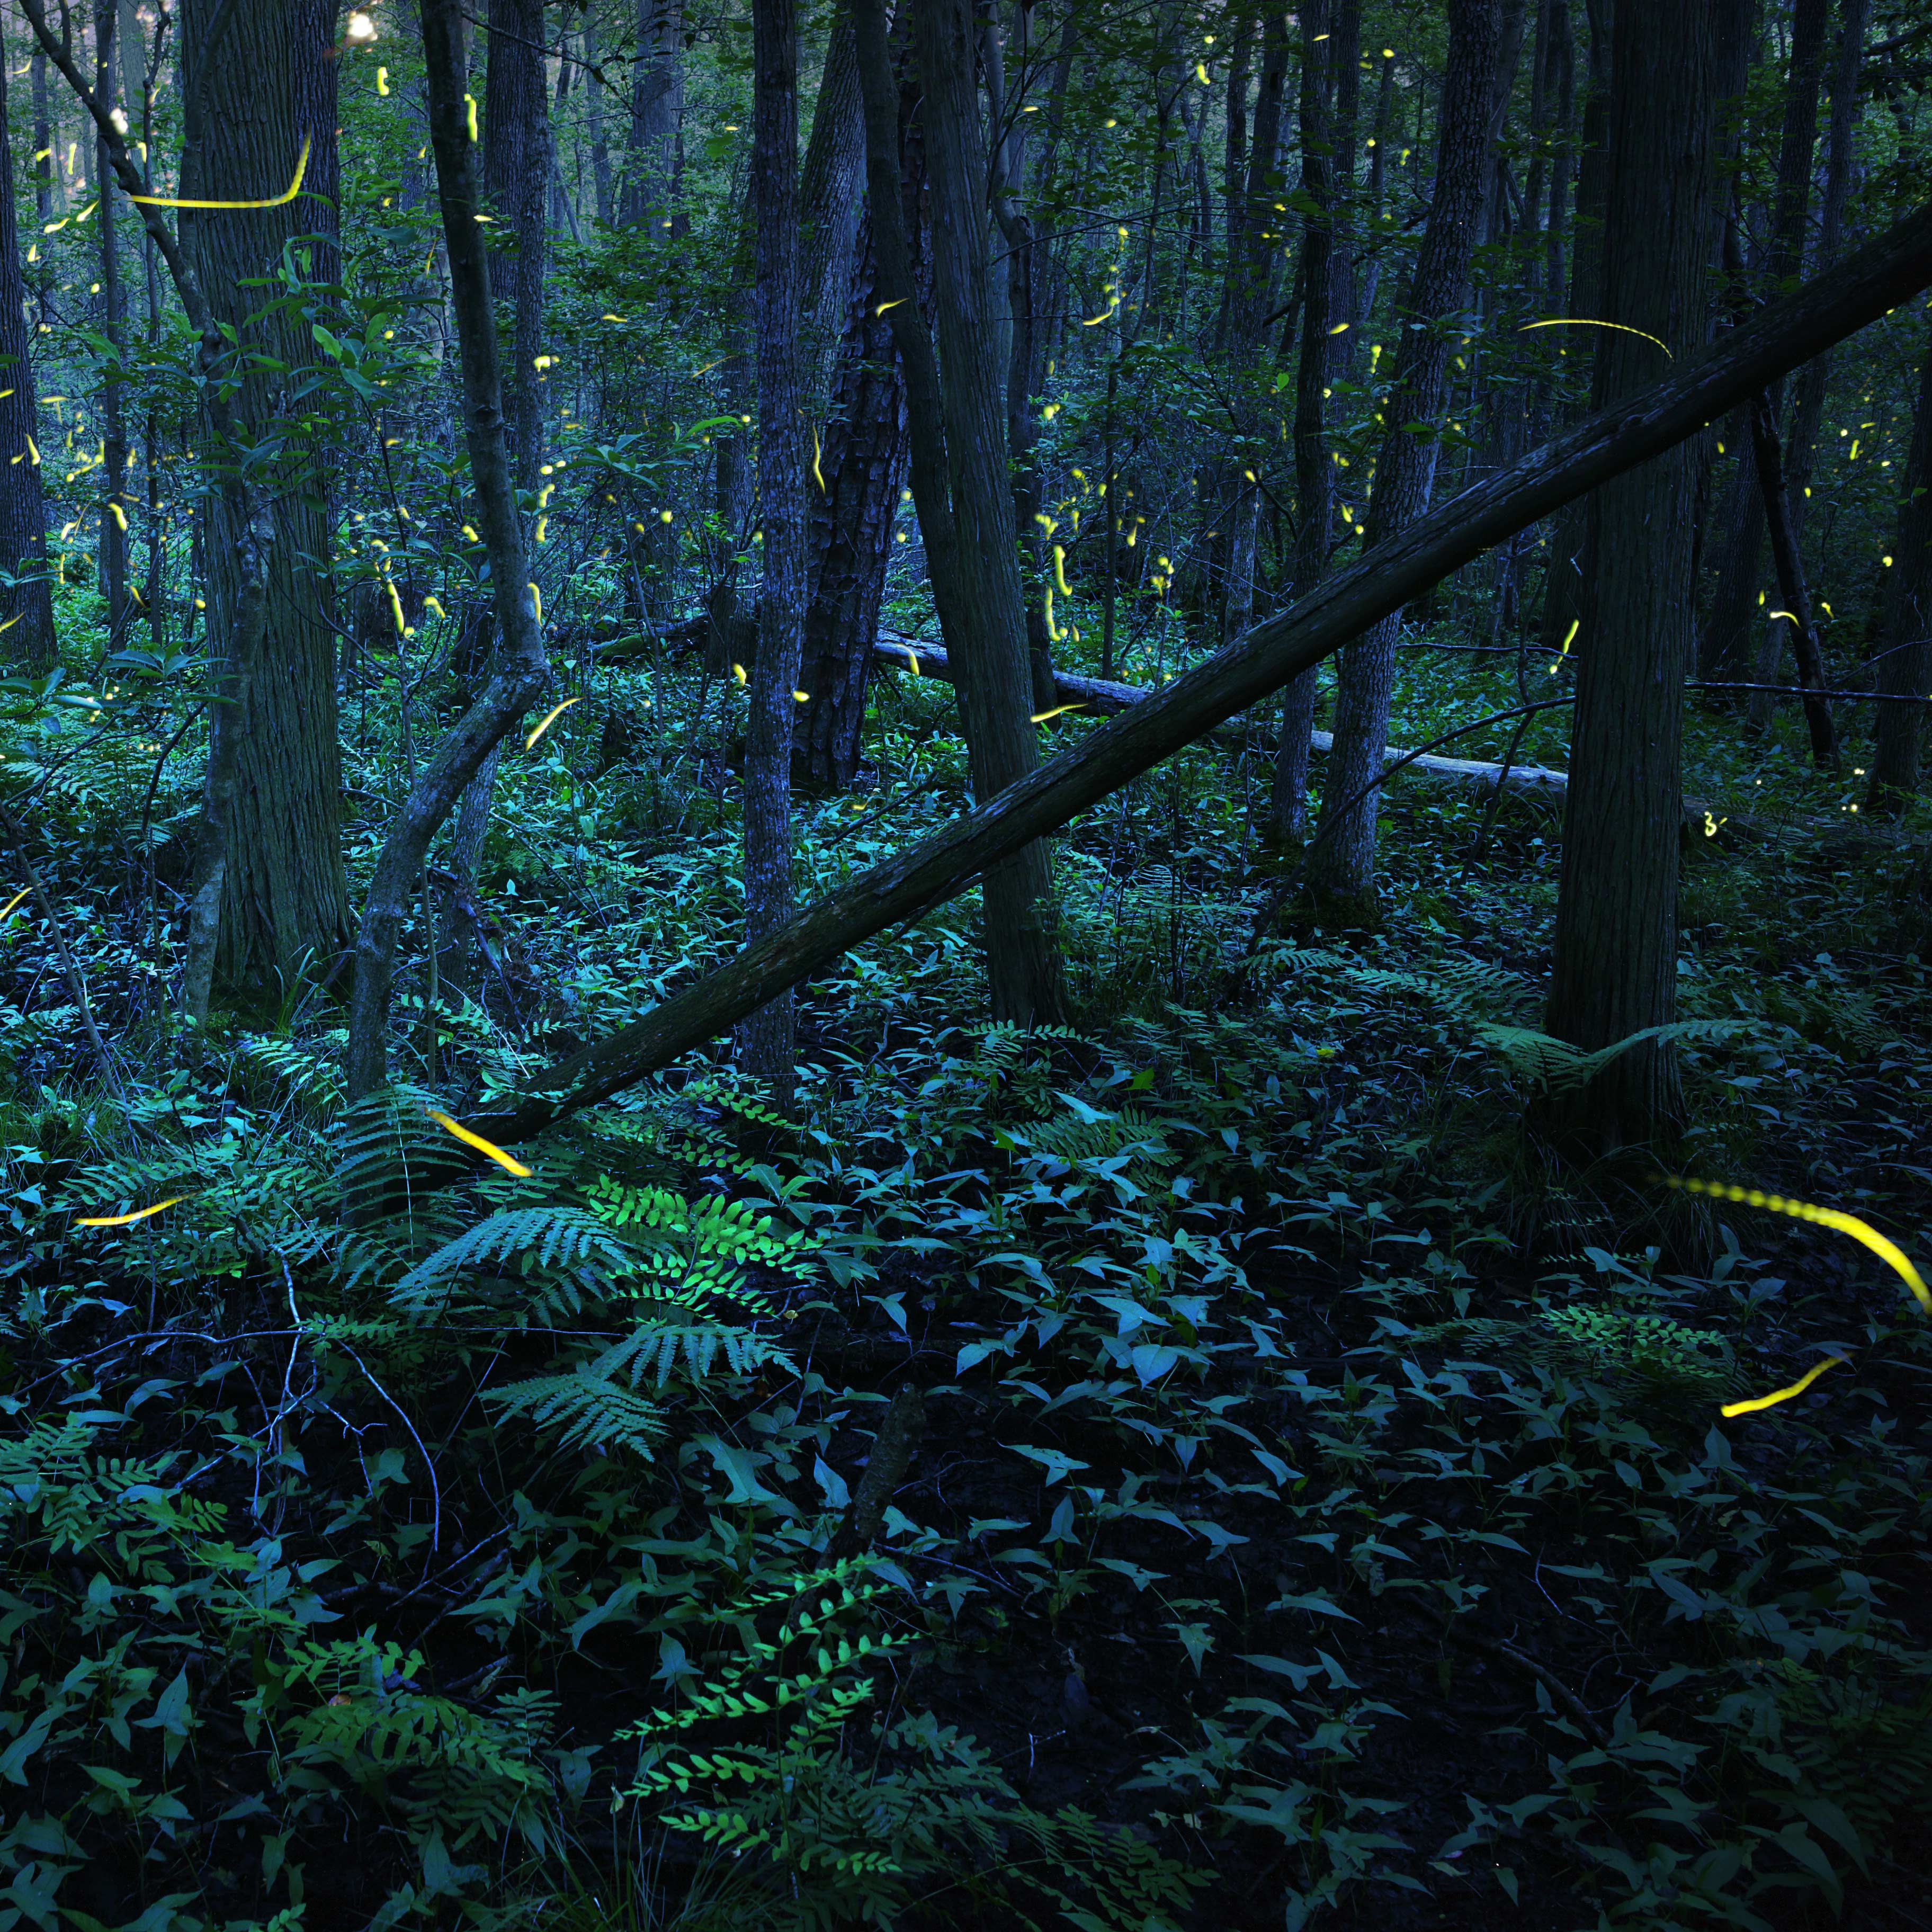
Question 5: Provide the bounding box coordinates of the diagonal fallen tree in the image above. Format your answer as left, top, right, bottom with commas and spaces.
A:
470, 202, 1932, 1147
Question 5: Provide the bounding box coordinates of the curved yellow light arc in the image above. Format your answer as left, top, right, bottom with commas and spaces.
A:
131, 133, 312, 210
1721, 1354, 1847, 1419
523, 695, 581, 751
425, 1109, 532, 1178
1519, 317, 1672, 359
77, 1196, 184, 1229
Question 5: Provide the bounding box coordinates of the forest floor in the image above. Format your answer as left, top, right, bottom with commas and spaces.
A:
3, 620, 1930, 1932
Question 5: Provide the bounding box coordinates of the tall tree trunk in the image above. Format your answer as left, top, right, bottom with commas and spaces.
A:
178, 0, 348, 987
1545, 0, 1716, 1148
792, 214, 912, 795
736, 0, 807, 1088
624, 0, 682, 231
484, 0, 550, 490
1867, 321, 1932, 810
0, 56, 53, 668
584, 10, 614, 227
853, 0, 1065, 1025
346, 0, 550, 1099
1268, 0, 1341, 845
1700, 0, 1829, 694
1306, 0, 1504, 922
798, 15, 865, 417
94, 0, 129, 652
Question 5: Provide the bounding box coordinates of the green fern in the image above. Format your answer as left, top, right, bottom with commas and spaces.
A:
391, 1205, 636, 1321
482, 1365, 666, 1459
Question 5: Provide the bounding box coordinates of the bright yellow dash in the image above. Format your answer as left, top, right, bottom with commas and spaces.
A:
731, 662, 747, 685
0, 885, 30, 920
1721, 1355, 1847, 1419
1053, 544, 1072, 596
602, 313, 628, 324
465, 94, 480, 143
1031, 702, 1086, 723
107, 502, 127, 532
1082, 301, 1119, 327
812, 426, 826, 494
77, 1196, 184, 1229
527, 583, 542, 627
424, 595, 446, 618
1328, 322, 1350, 335
1666, 1176, 1931, 1314
523, 695, 580, 750
131, 133, 310, 209
377, 66, 390, 95
875, 299, 907, 316
1768, 610, 1799, 623
1520, 318, 1672, 359
425, 1110, 531, 1178
1559, 618, 1580, 656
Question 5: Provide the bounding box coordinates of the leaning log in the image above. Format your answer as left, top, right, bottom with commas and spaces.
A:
468, 200, 1932, 1145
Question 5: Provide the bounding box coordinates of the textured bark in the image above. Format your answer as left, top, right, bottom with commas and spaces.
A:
623, 0, 682, 230
1868, 323, 1932, 809
468, 200, 1932, 1148
1268, 0, 1341, 845
583, 11, 614, 227
736, 0, 808, 1088
346, 0, 550, 1101
798, 15, 865, 416
1308, 0, 1503, 920
94, 0, 129, 650
1545, 0, 1716, 1147
178, 0, 347, 985
853, 0, 1065, 1025
483, 0, 550, 489
0, 55, 54, 668
793, 214, 911, 795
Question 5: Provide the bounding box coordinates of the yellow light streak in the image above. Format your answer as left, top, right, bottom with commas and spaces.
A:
1519, 317, 1672, 358
1031, 702, 1086, 723
106, 501, 126, 531
77, 1196, 184, 1229
731, 662, 747, 685
425, 1109, 532, 1178
25, 436, 38, 466
423, 595, 446, 619
131, 133, 311, 209
465, 94, 479, 142
1053, 545, 1071, 596
524, 695, 580, 749
1721, 1355, 1847, 1419
1665, 1176, 1931, 1314
0, 885, 30, 920
386, 579, 408, 634
812, 426, 826, 494
1081, 300, 1119, 327
377, 65, 390, 94
528, 583, 543, 626
874, 298, 907, 316
1328, 321, 1349, 335
1767, 610, 1799, 623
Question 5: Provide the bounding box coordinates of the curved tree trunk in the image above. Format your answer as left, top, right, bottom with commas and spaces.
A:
1307, 0, 1504, 921
1544, 0, 1716, 1148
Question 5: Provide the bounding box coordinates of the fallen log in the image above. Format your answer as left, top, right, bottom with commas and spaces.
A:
468, 200, 1932, 1146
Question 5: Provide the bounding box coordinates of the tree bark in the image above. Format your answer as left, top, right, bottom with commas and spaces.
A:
853, 0, 1065, 1026
793, 212, 912, 795
623, 0, 682, 231
1268, 0, 1342, 844
0, 53, 55, 668
94, 0, 129, 651
484, 0, 550, 489
798, 14, 865, 417
584, 10, 615, 227
735, 0, 807, 1090
177, 0, 348, 987
1544, 0, 1716, 1149
1868, 320, 1932, 809
467, 200, 1932, 1148
1747, 386, 1836, 766
345, 0, 550, 1101
1307, 0, 1503, 922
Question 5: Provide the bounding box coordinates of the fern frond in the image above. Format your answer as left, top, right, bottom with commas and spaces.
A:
392, 1205, 636, 1321
594, 1319, 798, 1390
481, 1368, 665, 1459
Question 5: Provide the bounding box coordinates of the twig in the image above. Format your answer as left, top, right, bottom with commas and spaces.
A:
1417, 1603, 1611, 1749
337, 1339, 444, 1553
0, 799, 127, 1101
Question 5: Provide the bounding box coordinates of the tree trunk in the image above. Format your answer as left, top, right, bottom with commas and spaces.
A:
1544, 0, 1716, 1148
798, 14, 865, 417
484, 0, 550, 490
346, 0, 550, 1101
584, 11, 614, 227
0, 55, 55, 668
1868, 321, 1932, 809
1307, 0, 1504, 922
1698, 0, 1828, 697
853, 0, 1065, 1025
1748, 387, 1836, 766
178, 0, 348, 987
793, 212, 913, 795
468, 201, 1932, 1147
1268, 0, 1343, 845
735, 0, 807, 1089
93, 0, 129, 652
624, 0, 682, 231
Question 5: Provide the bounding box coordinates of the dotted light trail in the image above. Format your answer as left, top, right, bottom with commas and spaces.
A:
1520, 318, 1672, 359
